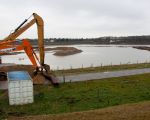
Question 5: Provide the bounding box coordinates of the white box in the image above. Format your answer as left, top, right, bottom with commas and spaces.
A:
8, 71, 34, 105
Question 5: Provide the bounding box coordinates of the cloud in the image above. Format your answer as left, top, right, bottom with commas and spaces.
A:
0, 0, 150, 39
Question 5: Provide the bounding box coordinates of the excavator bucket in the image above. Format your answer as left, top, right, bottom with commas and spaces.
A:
42, 73, 59, 87
33, 65, 59, 87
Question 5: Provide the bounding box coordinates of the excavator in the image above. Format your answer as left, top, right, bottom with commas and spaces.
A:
0, 13, 59, 86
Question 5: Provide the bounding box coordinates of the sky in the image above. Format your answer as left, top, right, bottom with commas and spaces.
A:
0, 0, 150, 39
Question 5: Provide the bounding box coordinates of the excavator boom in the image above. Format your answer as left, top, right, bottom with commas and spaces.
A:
0, 13, 59, 86
2, 13, 44, 65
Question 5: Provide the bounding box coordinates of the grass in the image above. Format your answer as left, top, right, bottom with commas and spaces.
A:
53, 63, 150, 76
9, 101, 150, 120
0, 73, 150, 119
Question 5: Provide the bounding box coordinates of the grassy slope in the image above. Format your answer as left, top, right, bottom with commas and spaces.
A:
54, 63, 150, 75
0, 73, 150, 119
8, 101, 150, 120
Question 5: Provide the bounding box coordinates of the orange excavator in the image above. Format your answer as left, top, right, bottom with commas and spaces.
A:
0, 13, 59, 86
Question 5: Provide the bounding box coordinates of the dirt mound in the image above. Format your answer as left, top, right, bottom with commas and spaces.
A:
0, 65, 35, 81
133, 46, 150, 51
0, 65, 34, 74
0, 65, 54, 85
45, 47, 82, 56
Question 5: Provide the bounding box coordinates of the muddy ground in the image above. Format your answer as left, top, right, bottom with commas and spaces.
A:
0, 64, 58, 84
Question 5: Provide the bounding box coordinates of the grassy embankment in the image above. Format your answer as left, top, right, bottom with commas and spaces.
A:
9, 101, 150, 120
54, 63, 150, 76
0, 73, 150, 119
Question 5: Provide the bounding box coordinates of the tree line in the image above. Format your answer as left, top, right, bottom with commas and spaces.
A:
28, 35, 150, 45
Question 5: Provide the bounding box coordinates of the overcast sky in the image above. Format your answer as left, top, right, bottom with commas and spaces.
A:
0, 0, 150, 39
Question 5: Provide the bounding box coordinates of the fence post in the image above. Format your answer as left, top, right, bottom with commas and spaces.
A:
101, 63, 103, 67
63, 75, 65, 83
57, 66, 59, 71
97, 88, 100, 99
70, 80, 72, 83
110, 62, 112, 66
82, 64, 83, 69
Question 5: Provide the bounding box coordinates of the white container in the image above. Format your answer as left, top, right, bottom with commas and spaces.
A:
8, 71, 34, 105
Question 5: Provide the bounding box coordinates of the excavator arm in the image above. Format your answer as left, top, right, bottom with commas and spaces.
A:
2, 13, 44, 66
0, 39, 40, 67
0, 39, 59, 86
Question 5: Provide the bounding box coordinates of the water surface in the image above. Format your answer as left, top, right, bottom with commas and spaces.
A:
2, 45, 150, 70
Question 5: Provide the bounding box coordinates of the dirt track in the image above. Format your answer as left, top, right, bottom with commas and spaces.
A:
8, 101, 150, 120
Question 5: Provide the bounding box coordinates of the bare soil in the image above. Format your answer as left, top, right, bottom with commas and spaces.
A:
0, 65, 35, 81
8, 101, 150, 120
45, 47, 82, 56
0, 64, 58, 84
133, 46, 150, 51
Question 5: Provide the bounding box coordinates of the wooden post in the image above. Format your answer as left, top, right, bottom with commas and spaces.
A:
63, 75, 65, 83
57, 66, 59, 71
97, 88, 100, 99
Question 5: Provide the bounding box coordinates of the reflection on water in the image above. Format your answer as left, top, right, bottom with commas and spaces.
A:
2, 45, 150, 70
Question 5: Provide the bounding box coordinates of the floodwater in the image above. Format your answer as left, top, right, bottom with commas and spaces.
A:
1, 45, 150, 70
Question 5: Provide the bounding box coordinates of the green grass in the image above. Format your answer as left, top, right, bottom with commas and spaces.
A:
54, 63, 150, 76
0, 73, 150, 119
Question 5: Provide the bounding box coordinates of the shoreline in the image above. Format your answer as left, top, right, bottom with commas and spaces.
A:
0, 47, 82, 56
133, 46, 150, 52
